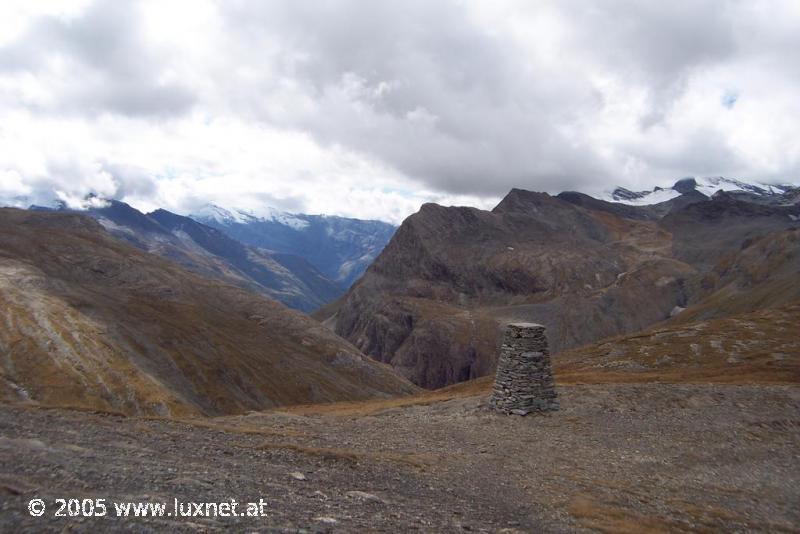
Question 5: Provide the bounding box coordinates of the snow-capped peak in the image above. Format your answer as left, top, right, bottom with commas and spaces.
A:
601, 176, 797, 206
692, 176, 792, 197
190, 203, 256, 224
260, 206, 310, 230
191, 203, 310, 230
602, 187, 681, 206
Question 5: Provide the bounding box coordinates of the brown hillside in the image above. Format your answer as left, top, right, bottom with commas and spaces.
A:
0, 208, 416, 416
673, 228, 800, 323
556, 302, 800, 384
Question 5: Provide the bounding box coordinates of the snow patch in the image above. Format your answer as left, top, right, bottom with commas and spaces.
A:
190, 203, 254, 224
262, 206, 310, 230
96, 217, 135, 235
693, 176, 787, 197
600, 188, 681, 206
192, 203, 309, 230
602, 176, 798, 206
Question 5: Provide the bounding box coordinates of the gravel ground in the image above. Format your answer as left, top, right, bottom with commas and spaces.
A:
1, 384, 799, 532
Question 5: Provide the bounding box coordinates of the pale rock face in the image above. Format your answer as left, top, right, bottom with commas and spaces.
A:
670, 306, 686, 317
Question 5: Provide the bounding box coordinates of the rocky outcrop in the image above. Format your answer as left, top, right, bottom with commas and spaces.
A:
329, 189, 800, 389
672, 177, 698, 194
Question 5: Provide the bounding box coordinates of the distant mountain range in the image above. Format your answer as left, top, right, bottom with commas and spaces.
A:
604, 176, 798, 206
9, 175, 796, 319
1, 174, 798, 412
28, 200, 396, 313
189, 204, 396, 288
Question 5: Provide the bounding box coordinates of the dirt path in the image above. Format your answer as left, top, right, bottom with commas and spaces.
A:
2, 384, 799, 532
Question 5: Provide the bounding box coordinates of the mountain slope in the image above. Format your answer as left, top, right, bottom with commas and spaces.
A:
556, 302, 800, 384
0, 208, 416, 416
332, 191, 698, 387
660, 192, 800, 270
328, 188, 800, 389
191, 204, 396, 288
672, 228, 800, 323
148, 207, 342, 310
38, 201, 341, 312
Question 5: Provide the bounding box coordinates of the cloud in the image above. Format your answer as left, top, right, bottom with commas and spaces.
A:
0, 0, 798, 222
0, 0, 195, 117
212, 1, 614, 195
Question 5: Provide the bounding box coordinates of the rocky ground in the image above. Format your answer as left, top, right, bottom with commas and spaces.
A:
1, 383, 799, 532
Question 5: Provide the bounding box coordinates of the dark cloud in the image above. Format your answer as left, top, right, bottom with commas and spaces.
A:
0, 0, 195, 117
213, 0, 796, 195
0, 0, 798, 215
216, 1, 615, 194
563, 0, 739, 129
624, 127, 746, 178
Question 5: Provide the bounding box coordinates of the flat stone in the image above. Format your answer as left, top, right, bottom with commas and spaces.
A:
346, 490, 385, 504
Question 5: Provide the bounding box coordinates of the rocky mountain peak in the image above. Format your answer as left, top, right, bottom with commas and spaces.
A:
672, 177, 698, 194
492, 188, 555, 214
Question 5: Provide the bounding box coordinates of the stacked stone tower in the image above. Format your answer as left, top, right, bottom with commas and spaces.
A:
489, 323, 559, 414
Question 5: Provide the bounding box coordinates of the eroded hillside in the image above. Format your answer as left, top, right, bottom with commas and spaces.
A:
0, 209, 416, 416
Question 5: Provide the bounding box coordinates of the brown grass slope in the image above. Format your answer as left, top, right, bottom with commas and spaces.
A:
0, 208, 416, 416
289, 302, 800, 418
556, 302, 800, 384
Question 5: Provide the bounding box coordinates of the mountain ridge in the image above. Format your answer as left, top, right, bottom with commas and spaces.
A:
190, 203, 397, 289
31, 200, 343, 312
326, 185, 800, 388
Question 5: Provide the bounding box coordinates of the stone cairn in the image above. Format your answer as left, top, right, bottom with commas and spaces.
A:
489, 323, 559, 415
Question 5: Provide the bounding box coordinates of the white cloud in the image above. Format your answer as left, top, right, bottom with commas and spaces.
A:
0, 0, 798, 223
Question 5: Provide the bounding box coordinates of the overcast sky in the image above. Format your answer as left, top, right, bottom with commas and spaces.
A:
0, 0, 798, 223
